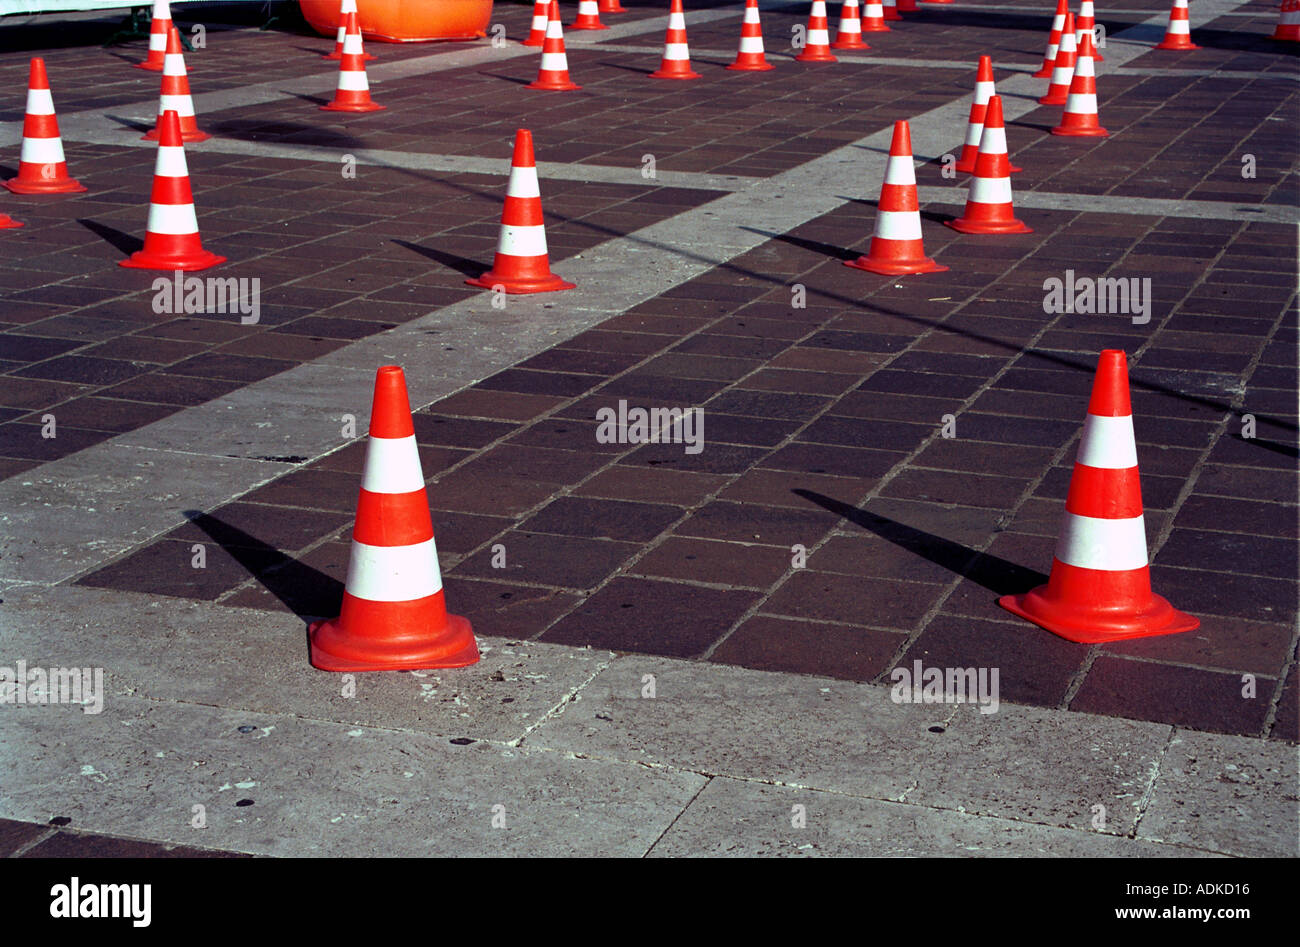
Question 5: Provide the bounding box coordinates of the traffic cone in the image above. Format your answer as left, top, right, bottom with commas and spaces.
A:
120, 110, 225, 272
651, 0, 703, 78
0, 212, 22, 229
999, 351, 1199, 643
1155, 0, 1198, 49
1077, 0, 1104, 61
1038, 13, 1076, 106
832, 0, 869, 48
143, 28, 209, 143
845, 120, 947, 276
134, 0, 172, 71
522, 0, 549, 45
1275, 0, 1300, 41
860, 0, 891, 32
571, 0, 608, 30
309, 365, 480, 672
1052, 30, 1108, 137
321, 11, 385, 111
325, 0, 376, 60
4, 59, 86, 195
527, 2, 581, 89
946, 96, 1031, 235
466, 129, 574, 294
599, 0, 628, 12
728, 0, 775, 71
796, 1, 838, 62
883, 0, 902, 21
1034, 0, 1068, 78
956, 56, 1021, 174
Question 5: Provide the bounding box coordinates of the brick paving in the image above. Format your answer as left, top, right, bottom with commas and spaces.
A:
2, 0, 1297, 756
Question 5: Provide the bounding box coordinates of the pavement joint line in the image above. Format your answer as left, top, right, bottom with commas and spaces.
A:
642, 775, 713, 858
7, 827, 58, 858
505, 654, 618, 749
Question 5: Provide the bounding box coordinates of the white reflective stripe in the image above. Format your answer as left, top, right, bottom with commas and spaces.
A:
839, 21, 861, 32
580, 0, 598, 10
335, 25, 346, 42
1080, 1, 1094, 13
19, 136, 63, 164
875, 210, 921, 240
507, 166, 541, 199
963, 121, 984, 148
664, 42, 690, 58
811, 0, 827, 10
1044, 42, 1059, 59
744, 8, 761, 22
669, 12, 686, 28
338, 70, 370, 91
146, 201, 198, 235
154, 145, 188, 177
1056, 513, 1148, 571
1169, 21, 1189, 33
151, 0, 169, 18
1064, 91, 1098, 113
1050, 64, 1073, 84
884, 154, 916, 186
163, 54, 186, 76
342, 0, 357, 13
540, 51, 570, 70
531, 14, 548, 27
346, 538, 443, 602
969, 175, 1012, 204
159, 94, 195, 117
1076, 414, 1137, 469
24, 88, 54, 115
361, 435, 426, 494
808, 29, 829, 43
498, 223, 548, 257
978, 125, 1006, 154
1051, 13, 1064, 29
739, 36, 765, 52
973, 80, 994, 104
1074, 57, 1095, 77
864, 3, 883, 13
546, 20, 563, 36
149, 34, 167, 51
1059, 35, 1076, 51
343, 33, 364, 54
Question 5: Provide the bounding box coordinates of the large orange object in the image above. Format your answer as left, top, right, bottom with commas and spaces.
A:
999, 351, 1199, 643
321, 11, 386, 112
651, 0, 703, 79
1052, 30, 1109, 137
143, 27, 210, 143
527, 1, 581, 90
796, 0, 838, 62
946, 96, 1031, 235
310, 366, 480, 672
5, 58, 86, 195
0, 212, 22, 229
956, 56, 1020, 174
1155, 0, 1198, 49
728, 0, 775, 71
300, 0, 491, 42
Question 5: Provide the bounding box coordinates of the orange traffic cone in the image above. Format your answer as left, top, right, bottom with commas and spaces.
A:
651, 0, 702, 78
1039, 13, 1076, 105
1000, 351, 1199, 643
143, 28, 209, 143
1077, 0, 1104, 61
860, 0, 891, 32
310, 365, 480, 672
947, 96, 1030, 235
1034, 0, 1068, 78
134, 0, 172, 71
528, 1, 581, 89
729, 0, 775, 71
522, 0, 549, 45
120, 110, 225, 272
0, 211, 22, 229
4, 59, 86, 195
797, 1, 838, 62
883, 0, 901, 21
956, 56, 1021, 174
466, 129, 574, 294
325, 0, 376, 60
845, 120, 947, 276
321, 11, 385, 111
1156, 0, 1198, 49
1053, 30, 1108, 137
832, 0, 869, 48
571, 0, 608, 29
1275, 0, 1300, 40
599, 0, 628, 12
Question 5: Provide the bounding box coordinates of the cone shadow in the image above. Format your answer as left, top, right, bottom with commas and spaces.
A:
739, 225, 857, 262
78, 219, 142, 255
794, 490, 1048, 594
393, 239, 484, 278
104, 113, 153, 134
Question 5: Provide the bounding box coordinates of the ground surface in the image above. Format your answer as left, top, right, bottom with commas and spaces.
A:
0, 0, 1296, 857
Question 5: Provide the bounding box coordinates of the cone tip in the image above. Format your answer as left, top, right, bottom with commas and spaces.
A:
513, 128, 536, 167
1089, 349, 1132, 417
984, 94, 1004, 124
370, 365, 415, 438
976, 55, 992, 78
890, 120, 912, 156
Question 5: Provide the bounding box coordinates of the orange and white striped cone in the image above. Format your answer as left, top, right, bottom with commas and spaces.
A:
956, 56, 1021, 174
134, 0, 172, 71
1052, 30, 1108, 137
321, 11, 385, 111
599, 0, 628, 12
1077, 0, 1104, 61
796, 1, 838, 62
1155, 0, 1198, 49
120, 110, 225, 272
0, 211, 22, 229
1275, 0, 1300, 40
466, 129, 574, 294
729, 0, 775, 70
946, 96, 1031, 235
1038, 12, 1076, 106
845, 120, 947, 276
1000, 351, 1199, 643
651, 0, 703, 78
860, 0, 891, 32
310, 366, 480, 672
4, 58, 86, 195
883, 0, 902, 21
523, 0, 550, 45
325, 0, 376, 60
832, 0, 869, 47
571, 0, 609, 30
143, 28, 209, 143
1034, 0, 1068, 78
528, 2, 581, 89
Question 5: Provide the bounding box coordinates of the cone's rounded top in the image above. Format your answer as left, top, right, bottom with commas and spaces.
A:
976, 55, 993, 82
669, 0, 686, 12
166, 24, 182, 53
983, 95, 1004, 128
29, 57, 49, 89
512, 128, 536, 168
548, 0, 560, 16
1088, 350, 1132, 418
1077, 28, 1096, 57
1061, 11, 1075, 30
345, 9, 360, 32
370, 366, 416, 438
1053, 0, 1068, 12
157, 108, 183, 147
889, 120, 912, 157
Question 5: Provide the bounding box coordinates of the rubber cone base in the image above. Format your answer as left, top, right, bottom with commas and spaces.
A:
1038, 91, 1069, 105
946, 216, 1032, 235
309, 614, 480, 671
844, 255, 948, 276
650, 67, 702, 79
143, 127, 211, 143
1155, 38, 1198, 50
466, 271, 576, 294
120, 248, 227, 272
831, 37, 869, 49
527, 75, 582, 90
1051, 123, 1108, 137
4, 177, 87, 195
321, 100, 386, 112
998, 589, 1199, 644
727, 60, 775, 71
0, 215, 22, 229
133, 61, 165, 72
795, 49, 837, 62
